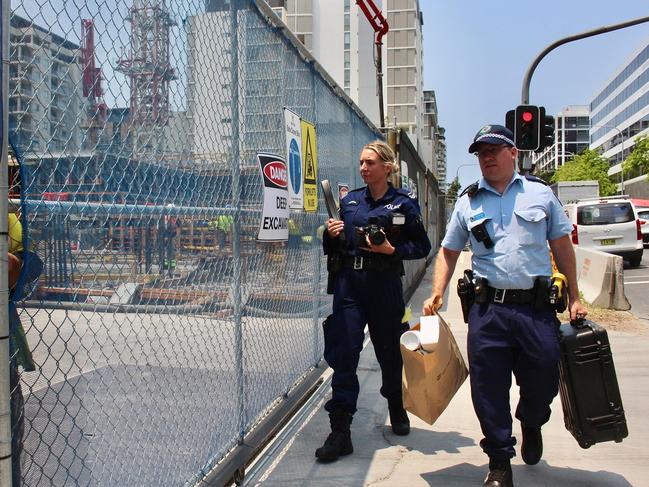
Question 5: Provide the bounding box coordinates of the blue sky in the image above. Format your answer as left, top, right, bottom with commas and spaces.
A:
420, 2, 649, 189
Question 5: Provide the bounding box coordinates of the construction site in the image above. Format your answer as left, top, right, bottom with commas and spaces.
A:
10, 2, 330, 315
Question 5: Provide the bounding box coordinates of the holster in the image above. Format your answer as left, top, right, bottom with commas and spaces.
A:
457, 269, 475, 324
532, 276, 552, 311
326, 254, 342, 295
474, 277, 489, 304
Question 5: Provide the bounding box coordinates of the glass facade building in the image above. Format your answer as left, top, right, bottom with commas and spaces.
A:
532, 106, 590, 174
589, 39, 649, 188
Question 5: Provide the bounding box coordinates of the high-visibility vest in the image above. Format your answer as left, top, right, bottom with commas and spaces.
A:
9, 213, 23, 253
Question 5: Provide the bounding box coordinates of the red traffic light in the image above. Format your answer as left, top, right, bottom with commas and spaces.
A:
513, 105, 540, 151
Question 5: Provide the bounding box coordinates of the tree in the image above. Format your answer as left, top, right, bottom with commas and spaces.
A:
446, 177, 461, 206
551, 149, 617, 196
623, 134, 649, 182
534, 168, 555, 184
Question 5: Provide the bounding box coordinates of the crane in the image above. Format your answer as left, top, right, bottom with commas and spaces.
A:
355, 0, 389, 129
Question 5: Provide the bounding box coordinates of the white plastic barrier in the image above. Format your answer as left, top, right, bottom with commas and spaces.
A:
575, 247, 631, 310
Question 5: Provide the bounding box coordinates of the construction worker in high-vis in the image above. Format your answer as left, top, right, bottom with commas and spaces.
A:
8, 211, 43, 486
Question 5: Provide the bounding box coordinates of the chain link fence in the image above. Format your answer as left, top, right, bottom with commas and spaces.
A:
3, 0, 441, 485
394, 128, 442, 298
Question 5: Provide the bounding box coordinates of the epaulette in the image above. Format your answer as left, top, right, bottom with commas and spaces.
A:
524, 174, 549, 186
396, 187, 417, 199
459, 181, 479, 199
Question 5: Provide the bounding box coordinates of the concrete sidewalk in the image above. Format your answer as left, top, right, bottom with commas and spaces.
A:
241, 253, 649, 486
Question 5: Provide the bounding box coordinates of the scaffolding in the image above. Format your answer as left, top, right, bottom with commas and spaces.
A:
80, 19, 108, 149
116, 0, 176, 161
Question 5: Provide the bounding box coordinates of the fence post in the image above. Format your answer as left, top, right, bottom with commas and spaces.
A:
310, 73, 321, 366
0, 1, 13, 485
230, 0, 245, 444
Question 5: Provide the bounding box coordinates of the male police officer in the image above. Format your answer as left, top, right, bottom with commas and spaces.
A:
423, 125, 587, 487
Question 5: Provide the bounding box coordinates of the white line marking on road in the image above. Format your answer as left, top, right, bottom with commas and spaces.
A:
624, 280, 649, 285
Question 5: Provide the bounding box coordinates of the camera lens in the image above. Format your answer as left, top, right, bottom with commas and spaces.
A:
368, 228, 385, 245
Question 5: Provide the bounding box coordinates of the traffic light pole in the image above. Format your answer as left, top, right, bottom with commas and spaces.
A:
518, 14, 649, 174
521, 15, 649, 104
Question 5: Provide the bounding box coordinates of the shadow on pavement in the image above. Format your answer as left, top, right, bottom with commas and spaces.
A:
421, 461, 634, 487
399, 428, 475, 455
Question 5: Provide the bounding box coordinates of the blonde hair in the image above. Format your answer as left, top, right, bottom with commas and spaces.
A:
361, 140, 398, 176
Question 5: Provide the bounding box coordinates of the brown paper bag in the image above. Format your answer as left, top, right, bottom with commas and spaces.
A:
401, 313, 468, 425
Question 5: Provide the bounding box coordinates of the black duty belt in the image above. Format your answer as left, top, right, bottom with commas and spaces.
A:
342, 255, 399, 272
486, 286, 535, 304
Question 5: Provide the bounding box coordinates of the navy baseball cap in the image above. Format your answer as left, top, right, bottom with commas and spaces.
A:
468, 124, 515, 153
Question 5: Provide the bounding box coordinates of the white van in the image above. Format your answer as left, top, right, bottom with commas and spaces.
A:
564, 196, 644, 268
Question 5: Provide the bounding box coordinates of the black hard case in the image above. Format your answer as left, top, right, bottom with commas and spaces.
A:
558, 318, 628, 449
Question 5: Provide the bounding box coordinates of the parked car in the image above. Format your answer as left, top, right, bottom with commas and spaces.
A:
563, 196, 644, 267
636, 207, 649, 248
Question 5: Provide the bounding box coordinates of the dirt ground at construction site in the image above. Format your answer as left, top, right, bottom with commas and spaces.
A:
557, 306, 648, 335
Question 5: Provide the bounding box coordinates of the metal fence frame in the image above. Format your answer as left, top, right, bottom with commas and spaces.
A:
1, 1, 441, 485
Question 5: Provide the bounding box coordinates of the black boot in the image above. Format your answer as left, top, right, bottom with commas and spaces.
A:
483, 459, 513, 487
388, 397, 410, 436
521, 424, 543, 465
315, 410, 353, 462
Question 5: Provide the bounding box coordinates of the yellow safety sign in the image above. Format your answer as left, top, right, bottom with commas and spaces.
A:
301, 119, 318, 212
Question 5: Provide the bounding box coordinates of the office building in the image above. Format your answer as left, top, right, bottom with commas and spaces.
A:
191, 3, 288, 166
532, 105, 590, 174
589, 39, 649, 196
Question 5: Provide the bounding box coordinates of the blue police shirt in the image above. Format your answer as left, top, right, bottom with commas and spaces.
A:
324, 184, 431, 260
442, 172, 572, 289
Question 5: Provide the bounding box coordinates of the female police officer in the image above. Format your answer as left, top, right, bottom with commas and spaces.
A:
316, 140, 431, 462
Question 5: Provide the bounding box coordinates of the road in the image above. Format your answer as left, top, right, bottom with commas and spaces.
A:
624, 250, 649, 321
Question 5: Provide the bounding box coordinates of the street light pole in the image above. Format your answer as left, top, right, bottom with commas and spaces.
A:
455, 162, 480, 185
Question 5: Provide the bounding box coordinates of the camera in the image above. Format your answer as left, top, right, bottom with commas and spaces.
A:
470, 220, 494, 248
355, 216, 385, 246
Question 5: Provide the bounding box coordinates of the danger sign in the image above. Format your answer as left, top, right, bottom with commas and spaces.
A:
257, 153, 289, 241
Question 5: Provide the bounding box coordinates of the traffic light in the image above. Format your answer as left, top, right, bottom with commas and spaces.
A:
514, 105, 540, 151
538, 106, 555, 152
505, 109, 515, 133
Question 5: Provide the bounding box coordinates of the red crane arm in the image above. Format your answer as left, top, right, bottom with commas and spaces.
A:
355, 0, 389, 45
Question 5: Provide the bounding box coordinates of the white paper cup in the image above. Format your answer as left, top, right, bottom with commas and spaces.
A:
419, 315, 440, 352
400, 330, 421, 351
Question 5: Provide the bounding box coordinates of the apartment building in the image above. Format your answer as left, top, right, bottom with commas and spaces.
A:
282, 0, 383, 124
385, 0, 424, 148
271, 1, 431, 168
532, 105, 590, 174
8, 14, 82, 154
422, 90, 446, 184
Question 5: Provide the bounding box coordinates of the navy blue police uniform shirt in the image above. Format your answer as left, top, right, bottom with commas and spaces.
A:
443, 172, 573, 290
324, 184, 431, 260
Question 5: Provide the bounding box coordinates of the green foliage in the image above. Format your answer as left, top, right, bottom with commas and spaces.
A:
623, 135, 649, 182
551, 149, 617, 196
446, 177, 461, 203
534, 168, 555, 184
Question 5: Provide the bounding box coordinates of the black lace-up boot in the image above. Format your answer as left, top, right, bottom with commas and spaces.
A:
388, 397, 410, 436
521, 424, 543, 465
483, 459, 513, 487
315, 410, 353, 462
